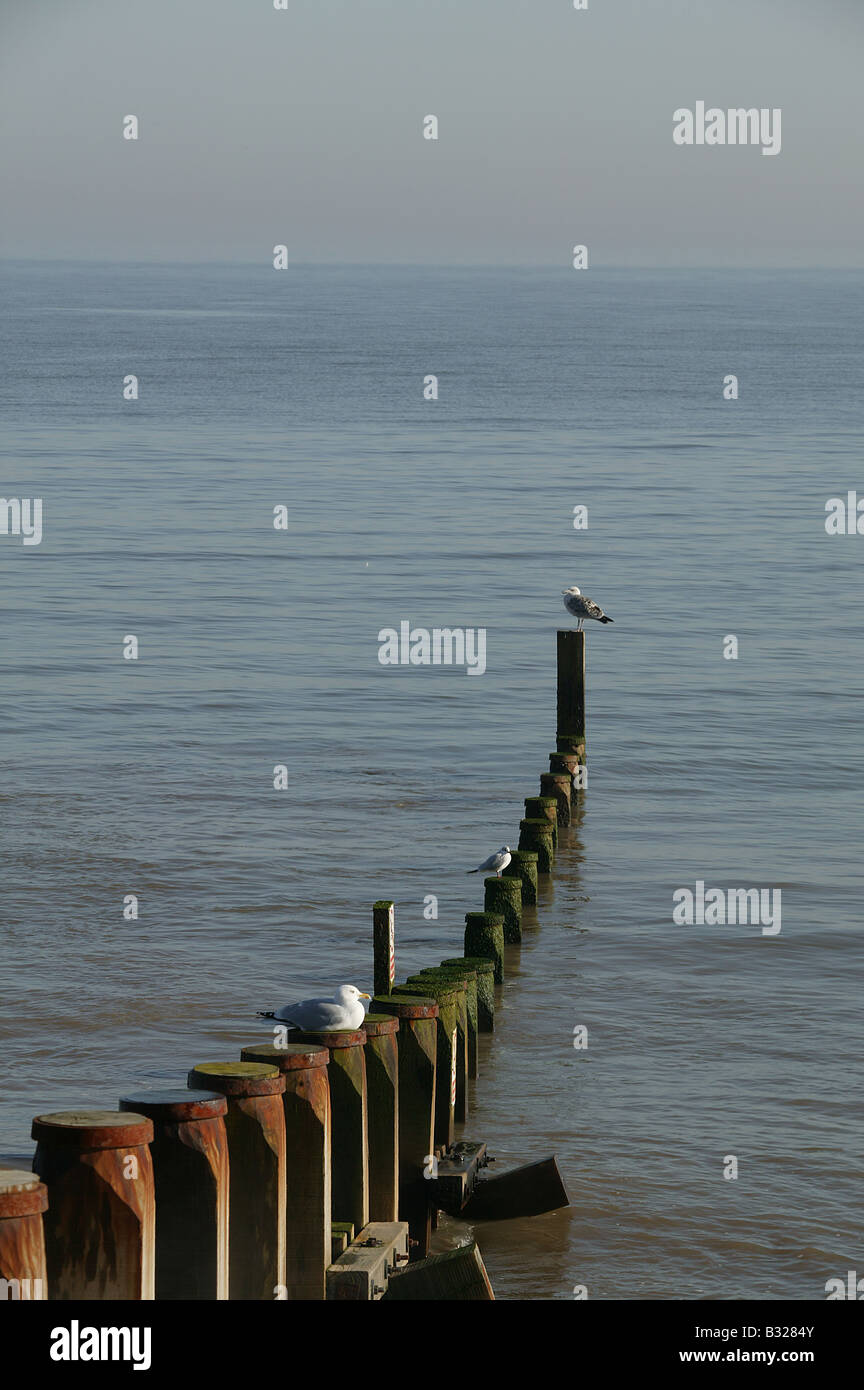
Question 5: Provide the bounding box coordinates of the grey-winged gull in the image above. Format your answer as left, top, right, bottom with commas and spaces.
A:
562, 585, 614, 630
258, 983, 371, 1030
467, 846, 512, 878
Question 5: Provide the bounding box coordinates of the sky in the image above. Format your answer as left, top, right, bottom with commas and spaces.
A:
0, 0, 862, 266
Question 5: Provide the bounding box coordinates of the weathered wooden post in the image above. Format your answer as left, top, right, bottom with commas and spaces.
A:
240, 1042, 331, 1300
370, 994, 438, 1260
431, 963, 479, 1078
187, 1061, 286, 1301
372, 900, 396, 997
524, 796, 559, 850
557, 628, 586, 759
32, 1110, 155, 1300
118, 1090, 228, 1300
501, 849, 538, 906
484, 874, 522, 943
395, 979, 458, 1146
0, 1168, 48, 1299
361, 1013, 400, 1222
540, 771, 571, 825
290, 1028, 368, 1233
518, 818, 555, 872
464, 910, 505, 982
413, 971, 469, 1114
444, 955, 495, 1031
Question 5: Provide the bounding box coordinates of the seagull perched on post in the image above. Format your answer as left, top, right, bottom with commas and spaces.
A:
467, 846, 512, 878
562, 585, 614, 631
257, 984, 371, 1030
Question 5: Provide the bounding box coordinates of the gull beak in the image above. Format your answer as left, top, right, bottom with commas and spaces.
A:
358, 992, 371, 1000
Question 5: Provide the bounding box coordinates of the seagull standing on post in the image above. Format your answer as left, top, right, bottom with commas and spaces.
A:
562, 586, 614, 631
467, 846, 512, 878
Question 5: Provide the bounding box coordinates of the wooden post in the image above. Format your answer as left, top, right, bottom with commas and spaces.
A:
501, 849, 539, 907
464, 911, 505, 982
290, 1028, 368, 1234
372, 900, 396, 997
360, 1014, 400, 1222
0, 1168, 48, 1299
557, 628, 586, 757
484, 875, 522, 943
540, 771, 571, 826
187, 1061, 286, 1301
118, 1090, 228, 1300
370, 994, 437, 1260
444, 955, 495, 1031
395, 978, 459, 1145
432, 964, 479, 1078
31, 1110, 155, 1300
518, 818, 555, 872
412, 971, 470, 1115
524, 796, 559, 850
240, 1042, 331, 1300
550, 749, 581, 778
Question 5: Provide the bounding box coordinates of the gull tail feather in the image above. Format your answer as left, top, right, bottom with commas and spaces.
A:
599, 616, 614, 624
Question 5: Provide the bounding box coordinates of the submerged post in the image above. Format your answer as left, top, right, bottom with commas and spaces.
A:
187, 1061, 287, 1301
501, 849, 538, 907
557, 629, 586, 759
464, 911, 505, 982
118, 1090, 229, 1300
373, 900, 396, 997
32, 1110, 155, 1300
484, 875, 522, 943
445, 955, 495, 1031
371, 993, 438, 1260
240, 1042, 331, 1300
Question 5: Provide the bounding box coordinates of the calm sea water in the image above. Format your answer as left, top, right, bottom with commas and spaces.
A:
1, 262, 862, 1300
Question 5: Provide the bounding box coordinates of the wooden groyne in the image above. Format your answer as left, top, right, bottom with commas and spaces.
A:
0, 632, 587, 1302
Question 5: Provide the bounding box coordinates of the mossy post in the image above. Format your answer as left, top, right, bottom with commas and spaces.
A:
519, 818, 555, 873
550, 749, 582, 778
524, 796, 558, 850
361, 1013, 400, 1222
413, 972, 469, 1118
445, 955, 495, 1031
31, 1112, 155, 1301
118, 1090, 229, 1300
290, 1027, 369, 1233
464, 911, 505, 983
373, 900, 396, 997
484, 874, 522, 943
0, 1169, 48, 1299
557, 628, 586, 760
501, 849, 538, 907
433, 963, 479, 1078
394, 980, 458, 1148
540, 771, 572, 826
187, 1061, 286, 1301
240, 1042, 331, 1300
371, 994, 438, 1260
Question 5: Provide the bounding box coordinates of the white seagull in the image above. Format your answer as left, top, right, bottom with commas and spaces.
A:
258, 983, 371, 1030
467, 846, 512, 878
562, 585, 614, 630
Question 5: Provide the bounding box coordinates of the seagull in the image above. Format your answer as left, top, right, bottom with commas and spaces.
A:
257, 984, 371, 1030
562, 586, 614, 630
467, 846, 512, 878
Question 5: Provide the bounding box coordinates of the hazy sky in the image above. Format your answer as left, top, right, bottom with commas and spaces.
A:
1, 0, 862, 266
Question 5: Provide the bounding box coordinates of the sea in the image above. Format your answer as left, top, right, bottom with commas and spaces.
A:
1, 261, 862, 1299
